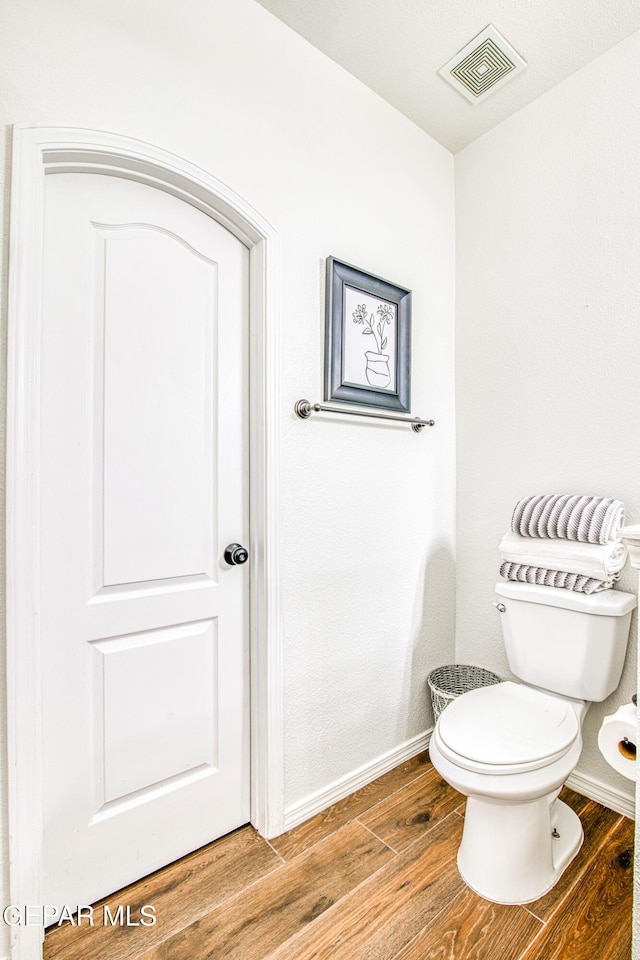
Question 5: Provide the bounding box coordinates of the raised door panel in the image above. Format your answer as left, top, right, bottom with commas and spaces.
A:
96, 225, 216, 589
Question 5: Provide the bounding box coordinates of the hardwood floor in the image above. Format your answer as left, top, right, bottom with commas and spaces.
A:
44, 751, 633, 960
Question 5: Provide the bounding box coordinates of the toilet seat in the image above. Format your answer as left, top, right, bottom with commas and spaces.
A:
436, 681, 580, 776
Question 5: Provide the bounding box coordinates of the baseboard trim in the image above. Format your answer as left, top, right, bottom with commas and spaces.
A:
281, 733, 634, 832
283, 729, 433, 833
566, 769, 636, 820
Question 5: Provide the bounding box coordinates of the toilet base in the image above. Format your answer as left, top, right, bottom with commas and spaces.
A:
457, 795, 583, 905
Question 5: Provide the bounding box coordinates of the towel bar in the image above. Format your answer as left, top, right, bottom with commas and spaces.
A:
294, 399, 435, 432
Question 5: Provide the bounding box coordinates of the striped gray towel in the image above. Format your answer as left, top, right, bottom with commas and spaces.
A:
499, 561, 615, 595
511, 494, 625, 545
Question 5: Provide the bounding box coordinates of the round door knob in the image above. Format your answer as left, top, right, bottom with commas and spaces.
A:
224, 543, 249, 566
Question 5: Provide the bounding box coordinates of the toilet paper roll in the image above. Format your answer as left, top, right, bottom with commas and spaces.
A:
597, 702, 638, 781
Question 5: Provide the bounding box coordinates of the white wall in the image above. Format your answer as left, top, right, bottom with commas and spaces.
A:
0, 0, 456, 946
455, 32, 640, 812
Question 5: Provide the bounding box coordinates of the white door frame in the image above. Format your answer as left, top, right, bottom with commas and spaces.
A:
6, 125, 283, 960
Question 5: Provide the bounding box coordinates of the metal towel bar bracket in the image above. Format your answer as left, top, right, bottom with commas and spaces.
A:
294, 399, 435, 433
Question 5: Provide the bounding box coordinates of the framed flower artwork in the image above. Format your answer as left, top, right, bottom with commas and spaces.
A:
324, 257, 411, 412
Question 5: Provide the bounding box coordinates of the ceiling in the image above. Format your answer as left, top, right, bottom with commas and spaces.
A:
254, 0, 640, 153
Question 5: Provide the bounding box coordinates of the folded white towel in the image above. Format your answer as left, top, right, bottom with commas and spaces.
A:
499, 531, 628, 580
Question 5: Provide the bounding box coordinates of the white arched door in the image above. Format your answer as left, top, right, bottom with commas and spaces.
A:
39, 169, 250, 911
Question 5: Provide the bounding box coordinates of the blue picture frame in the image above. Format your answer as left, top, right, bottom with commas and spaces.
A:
324, 257, 411, 412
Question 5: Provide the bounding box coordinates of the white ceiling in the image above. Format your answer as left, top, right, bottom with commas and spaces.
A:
254, 0, 640, 153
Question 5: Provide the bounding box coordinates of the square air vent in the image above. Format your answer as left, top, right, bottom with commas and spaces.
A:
438, 25, 526, 104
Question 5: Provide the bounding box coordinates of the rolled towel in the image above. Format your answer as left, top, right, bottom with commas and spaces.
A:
499, 531, 628, 580
511, 494, 625, 545
499, 562, 615, 595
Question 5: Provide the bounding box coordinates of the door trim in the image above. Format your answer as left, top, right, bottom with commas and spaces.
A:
6, 125, 283, 960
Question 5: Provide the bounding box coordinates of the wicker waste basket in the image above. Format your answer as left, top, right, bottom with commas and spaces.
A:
427, 664, 501, 722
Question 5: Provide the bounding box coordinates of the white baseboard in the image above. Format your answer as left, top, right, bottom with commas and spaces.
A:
283, 729, 433, 833
566, 769, 636, 820
281, 731, 635, 833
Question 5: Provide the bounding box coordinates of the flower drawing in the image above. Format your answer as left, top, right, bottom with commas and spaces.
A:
352, 301, 394, 388
352, 302, 392, 356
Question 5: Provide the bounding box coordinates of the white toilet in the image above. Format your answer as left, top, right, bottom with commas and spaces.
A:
429, 580, 636, 905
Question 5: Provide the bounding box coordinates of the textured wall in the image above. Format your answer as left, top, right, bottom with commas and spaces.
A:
455, 30, 640, 949
0, 0, 455, 948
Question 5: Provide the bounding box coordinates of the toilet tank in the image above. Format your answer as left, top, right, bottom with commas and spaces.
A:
495, 581, 636, 701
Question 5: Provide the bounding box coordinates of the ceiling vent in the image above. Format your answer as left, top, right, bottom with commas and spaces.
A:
438, 25, 526, 104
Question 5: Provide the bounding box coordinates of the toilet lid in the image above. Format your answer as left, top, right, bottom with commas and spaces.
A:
437, 681, 579, 766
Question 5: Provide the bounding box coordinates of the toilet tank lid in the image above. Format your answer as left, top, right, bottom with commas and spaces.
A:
495, 581, 636, 616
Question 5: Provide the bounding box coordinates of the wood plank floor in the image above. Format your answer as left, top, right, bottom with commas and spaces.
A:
44, 751, 633, 960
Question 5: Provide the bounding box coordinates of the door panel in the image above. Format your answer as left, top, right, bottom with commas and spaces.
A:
40, 172, 249, 910
98, 224, 216, 586
92, 620, 217, 806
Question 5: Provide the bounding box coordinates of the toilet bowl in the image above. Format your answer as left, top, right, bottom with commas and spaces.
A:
429, 681, 587, 903
428, 581, 636, 905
